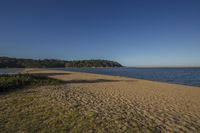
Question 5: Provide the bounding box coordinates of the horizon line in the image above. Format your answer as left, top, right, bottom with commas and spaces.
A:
127, 66, 200, 68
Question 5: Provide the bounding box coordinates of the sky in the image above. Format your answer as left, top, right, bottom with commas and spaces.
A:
0, 0, 200, 67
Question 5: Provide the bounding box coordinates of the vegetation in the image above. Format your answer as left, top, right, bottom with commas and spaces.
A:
0, 57, 122, 68
0, 87, 100, 132
0, 74, 64, 92
0, 57, 65, 68
65, 60, 122, 68
0, 73, 106, 132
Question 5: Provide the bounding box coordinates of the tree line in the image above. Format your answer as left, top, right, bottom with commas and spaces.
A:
0, 57, 122, 68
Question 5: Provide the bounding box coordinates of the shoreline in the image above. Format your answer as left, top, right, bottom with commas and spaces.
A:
66, 71, 200, 88
25, 68, 200, 132
30, 68, 200, 88
23, 68, 200, 89
0, 68, 199, 88
1, 68, 200, 132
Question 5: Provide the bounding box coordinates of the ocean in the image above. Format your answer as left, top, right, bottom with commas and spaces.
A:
55, 67, 200, 87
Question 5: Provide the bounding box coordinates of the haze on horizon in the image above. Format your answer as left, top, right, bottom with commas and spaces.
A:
0, 0, 200, 67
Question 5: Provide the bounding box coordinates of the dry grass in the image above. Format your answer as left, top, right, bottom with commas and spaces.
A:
0, 86, 106, 133
0, 74, 64, 92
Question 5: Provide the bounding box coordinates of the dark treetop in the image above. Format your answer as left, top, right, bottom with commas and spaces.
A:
0, 57, 122, 68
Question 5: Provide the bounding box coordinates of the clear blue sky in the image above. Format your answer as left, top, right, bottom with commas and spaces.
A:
0, 0, 200, 66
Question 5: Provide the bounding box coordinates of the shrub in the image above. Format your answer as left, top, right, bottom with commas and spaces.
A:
0, 74, 63, 92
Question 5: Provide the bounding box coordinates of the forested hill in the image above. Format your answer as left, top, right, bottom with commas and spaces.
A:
0, 57, 122, 68
65, 60, 122, 68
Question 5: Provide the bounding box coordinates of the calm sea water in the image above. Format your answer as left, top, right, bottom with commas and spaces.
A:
0, 69, 23, 74
55, 67, 200, 87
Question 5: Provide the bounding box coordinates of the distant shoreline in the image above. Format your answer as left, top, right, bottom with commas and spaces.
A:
0, 56, 122, 68
2, 66, 200, 69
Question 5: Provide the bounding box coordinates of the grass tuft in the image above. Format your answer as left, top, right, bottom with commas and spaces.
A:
0, 74, 64, 92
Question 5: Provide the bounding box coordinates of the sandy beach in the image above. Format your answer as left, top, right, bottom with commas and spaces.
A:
20, 69, 200, 132
1, 0, 199, 132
